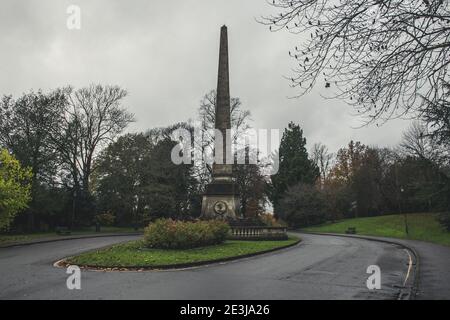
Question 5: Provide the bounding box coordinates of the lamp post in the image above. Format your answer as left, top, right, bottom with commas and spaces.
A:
399, 186, 409, 236
395, 162, 409, 237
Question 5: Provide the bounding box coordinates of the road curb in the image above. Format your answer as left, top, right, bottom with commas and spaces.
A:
0, 232, 143, 249
54, 237, 302, 272
297, 231, 420, 300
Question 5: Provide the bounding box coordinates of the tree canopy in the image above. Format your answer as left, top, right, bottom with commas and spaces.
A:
0, 149, 32, 230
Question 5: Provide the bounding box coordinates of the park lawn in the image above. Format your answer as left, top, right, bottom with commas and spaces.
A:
65, 236, 300, 268
303, 213, 450, 246
0, 227, 141, 246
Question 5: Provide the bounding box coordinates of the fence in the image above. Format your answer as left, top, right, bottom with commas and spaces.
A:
229, 226, 288, 240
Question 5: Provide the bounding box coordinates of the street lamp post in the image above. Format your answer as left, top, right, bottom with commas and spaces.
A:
399, 186, 409, 236
395, 162, 409, 237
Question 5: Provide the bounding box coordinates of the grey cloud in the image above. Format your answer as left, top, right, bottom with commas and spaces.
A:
0, 0, 412, 155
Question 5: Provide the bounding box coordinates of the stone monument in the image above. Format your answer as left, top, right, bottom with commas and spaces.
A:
201, 25, 240, 220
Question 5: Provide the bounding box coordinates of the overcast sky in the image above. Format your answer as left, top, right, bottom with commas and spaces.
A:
0, 0, 413, 154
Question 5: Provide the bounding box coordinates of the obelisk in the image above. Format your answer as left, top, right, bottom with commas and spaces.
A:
201, 25, 240, 220
215, 25, 231, 164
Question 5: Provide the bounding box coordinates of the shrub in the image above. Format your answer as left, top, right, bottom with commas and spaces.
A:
258, 213, 286, 227
143, 218, 230, 249
94, 212, 115, 226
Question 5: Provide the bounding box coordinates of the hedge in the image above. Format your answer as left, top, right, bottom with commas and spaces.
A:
143, 218, 230, 249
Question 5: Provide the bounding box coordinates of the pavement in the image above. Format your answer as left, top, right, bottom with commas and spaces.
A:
3, 232, 444, 299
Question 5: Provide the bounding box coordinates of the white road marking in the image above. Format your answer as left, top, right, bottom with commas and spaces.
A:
403, 249, 413, 287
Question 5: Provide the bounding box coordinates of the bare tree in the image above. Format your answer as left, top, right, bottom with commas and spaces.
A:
52, 85, 134, 195
261, 0, 450, 123
400, 121, 441, 162
234, 147, 269, 217
311, 142, 333, 186
198, 90, 251, 148
194, 90, 252, 188
421, 80, 450, 146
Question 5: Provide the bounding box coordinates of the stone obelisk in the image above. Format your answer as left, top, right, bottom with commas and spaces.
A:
201, 25, 240, 220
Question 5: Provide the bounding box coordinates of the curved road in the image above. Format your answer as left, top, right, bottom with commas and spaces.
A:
0, 233, 424, 299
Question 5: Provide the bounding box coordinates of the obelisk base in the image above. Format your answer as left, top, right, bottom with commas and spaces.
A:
201, 164, 240, 220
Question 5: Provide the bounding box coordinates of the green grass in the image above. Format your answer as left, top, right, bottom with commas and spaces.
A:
65, 236, 300, 268
303, 213, 450, 246
0, 227, 141, 246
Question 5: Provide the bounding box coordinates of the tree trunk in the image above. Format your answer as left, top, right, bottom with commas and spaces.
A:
27, 156, 39, 232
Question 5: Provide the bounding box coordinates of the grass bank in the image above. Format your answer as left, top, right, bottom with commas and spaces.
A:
0, 227, 141, 246
303, 213, 450, 246
64, 236, 300, 269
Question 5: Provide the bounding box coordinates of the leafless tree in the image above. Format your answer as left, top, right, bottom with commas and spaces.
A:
51, 85, 134, 195
421, 80, 450, 145
198, 90, 251, 148
400, 121, 441, 162
234, 147, 269, 217
194, 90, 252, 188
311, 142, 333, 185
260, 0, 450, 123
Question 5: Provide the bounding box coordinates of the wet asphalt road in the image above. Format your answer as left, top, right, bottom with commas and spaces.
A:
0, 233, 425, 300
337, 234, 450, 300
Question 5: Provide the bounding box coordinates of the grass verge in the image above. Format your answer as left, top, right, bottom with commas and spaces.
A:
303, 213, 450, 246
0, 227, 141, 246
64, 236, 300, 269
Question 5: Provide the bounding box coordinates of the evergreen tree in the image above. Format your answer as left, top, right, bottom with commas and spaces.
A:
269, 122, 319, 216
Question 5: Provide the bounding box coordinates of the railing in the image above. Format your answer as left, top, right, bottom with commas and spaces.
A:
229, 226, 288, 241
